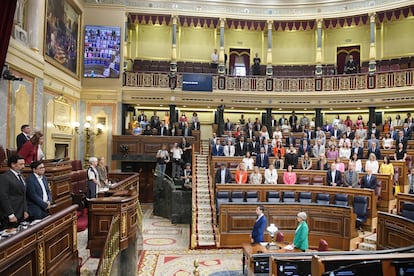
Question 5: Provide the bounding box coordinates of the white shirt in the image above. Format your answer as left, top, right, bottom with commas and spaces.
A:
242, 157, 254, 170
350, 159, 362, 173
264, 169, 278, 184
211, 52, 218, 63
35, 173, 48, 202
220, 169, 226, 184
171, 147, 183, 159
365, 160, 379, 174
339, 147, 351, 159
223, 145, 235, 157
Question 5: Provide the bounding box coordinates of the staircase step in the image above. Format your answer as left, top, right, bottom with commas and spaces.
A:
364, 233, 377, 245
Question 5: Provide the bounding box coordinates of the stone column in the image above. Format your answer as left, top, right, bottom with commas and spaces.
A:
368, 107, 376, 126
369, 12, 377, 74
217, 105, 225, 136
315, 18, 323, 76
169, 105, 176, 128
315, 108, 323, 128
27, 0, 45, 52
218, 18, 226, 75
266, 20, 273, 77
170, 15, 178, 74
265, 108, 273, 135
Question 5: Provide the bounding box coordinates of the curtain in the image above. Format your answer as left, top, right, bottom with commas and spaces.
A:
0, 0, 17, 70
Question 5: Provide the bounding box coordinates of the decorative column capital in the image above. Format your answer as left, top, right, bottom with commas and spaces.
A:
267, 20, 273, 29
219, 18, 226, 27
369, 12, 376, 22
316, 18, 323, 28
172, 15, 179, 24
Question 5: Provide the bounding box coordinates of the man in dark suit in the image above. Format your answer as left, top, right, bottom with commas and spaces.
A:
137, 110, 146, 122
330, 125, 342, 139
402, 123, 412, 140
361, 169, 377, 190
0, 155, 29, 230
352, 142, 364, 159
191, 120, 200, 131
327, 163, 342, 186
16, 124, 31, 151
285, 132, 296, 147
289, 111, 298, 128
256, 147, 269, 169
250, 205, 267, 243
248, 136, 260, 156
245, 125, 255, 140
224, 119, 233, 131
150, 111, 160, 129
181, 122, 192, 137
157, 121, 169, 136
215, 163, 233, 184
25, 161, 52, 220
211, 139, 224, 156
367, 141, 381, 160
235, 136, 248, 156
368, 123, 380, 139
395, 130, 408, 150
298, 139, 312, 156
345, 126, 355, 140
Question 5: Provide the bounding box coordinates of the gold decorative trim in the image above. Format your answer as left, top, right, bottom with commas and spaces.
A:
38, 242, 45, 276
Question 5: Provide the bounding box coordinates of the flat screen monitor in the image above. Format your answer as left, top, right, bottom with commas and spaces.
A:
276, 259, 311, 276
182, 73, 213, 92
83, 25, 121, 78
322, 260, 382, 276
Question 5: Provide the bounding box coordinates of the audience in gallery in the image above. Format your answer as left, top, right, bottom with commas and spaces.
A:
317, 154, 329, 171
285, 144, 298, 169
326, 144, 339, 160
394, 142, 407, 161
392, 114, 403, 128
352, 141, 364, 160
339, 143, 351, 159
349, 153, 363, 173
301, 152, 312, 170
235, 136, 248, 156
256, 147, 270, 169
335, 157, 345, 173
361, 169, 378, 190
327, 136, 337, 148
312, 139, 325, 158
343, 162, 359, 188
395, 130, 408, 150
223, 140, 235, 157
249, 166, 263, 184
379, 156, 394, 181
339, 133, 351, 148
235, 163, 248, 184
143, 124, 153, 135
327, 162, 342, 186
283, 165, 297, 185
367, 133, 379, 149
264, 164, 278, 184
170, 143, 183, 179
242, 151, 254, 170
215, 163, 233, 184
273, 155, 284, 170
382, 132, 394, 149
365, 153, 379, 174
273, 140, 285, 158
367, 141, 381, 160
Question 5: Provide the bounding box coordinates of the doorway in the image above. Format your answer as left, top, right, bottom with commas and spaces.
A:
336, 45, 360, 74
229, 48, 251, 76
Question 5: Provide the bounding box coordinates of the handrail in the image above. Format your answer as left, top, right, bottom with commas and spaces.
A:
95, 215, 120, 276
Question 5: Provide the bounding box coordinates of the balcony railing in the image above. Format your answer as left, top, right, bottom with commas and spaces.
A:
124, 69, 414, 92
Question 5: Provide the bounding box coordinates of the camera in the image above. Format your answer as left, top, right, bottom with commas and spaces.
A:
2, 65, 23, 81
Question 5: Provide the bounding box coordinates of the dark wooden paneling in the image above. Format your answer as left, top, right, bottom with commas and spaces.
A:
377, 211, 414, 250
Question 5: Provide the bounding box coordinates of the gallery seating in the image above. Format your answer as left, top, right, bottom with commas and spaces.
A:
231, 191, 244, 202
298, 192, 312, 203
401, 202, 414, 220
316, 193, 330, 205
334, 194, 349, 206
267, 191, 280, 202
282, 191, 296, 203
246, 191, 259, 202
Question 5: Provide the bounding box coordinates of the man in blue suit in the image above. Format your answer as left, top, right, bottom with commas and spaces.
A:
361, 169, 377, 190
211, 139, 224, 156
256, 147, 269, 169
251, 205, 267, 243
25, 161, 52, 220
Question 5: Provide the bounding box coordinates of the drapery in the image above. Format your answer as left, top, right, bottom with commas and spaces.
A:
0, 0, 17, 70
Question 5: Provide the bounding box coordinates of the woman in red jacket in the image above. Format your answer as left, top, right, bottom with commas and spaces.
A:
18, 131, 44, 164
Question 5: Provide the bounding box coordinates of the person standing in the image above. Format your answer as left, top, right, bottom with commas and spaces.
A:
87, 157, 100, 198
211, 49, 218, 68
16, 124, 31, 151
0, 155, 29, 229
344, 54, 358, 74
407, 167, 414, 194
171, 143, 183, 179
156, 144, 170, 177
293, 212, 309, 251
25, 161, 52, 220
250, 205, 267, 243
343, 163, 359, 188
252, 53, 261, 75
97, 157, 109, 187
181, 163, 192, 190
361, 169, 378, 190
18, 131, 44, 164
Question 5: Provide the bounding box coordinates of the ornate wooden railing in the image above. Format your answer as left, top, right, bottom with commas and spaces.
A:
96, 215, 120, 276
124, 69, 414, 92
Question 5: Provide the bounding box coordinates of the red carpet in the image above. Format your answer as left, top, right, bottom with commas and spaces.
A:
77, 208, 88, 232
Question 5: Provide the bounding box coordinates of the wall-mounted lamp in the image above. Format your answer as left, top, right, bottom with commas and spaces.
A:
73, 116, 104, 168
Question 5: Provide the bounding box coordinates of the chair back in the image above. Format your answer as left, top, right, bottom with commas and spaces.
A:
267, 191, 280, 202
401, 202, 414, 221
283, 191, 296, 203
276, 232, 284, 242
312, 176, 324, 185
298, 175, 310, 185
334, 194, 349, 206
231, 191, 244, 202
299, 192, 312, 203
316, 193, 330, 205
353, 195, 368, 223
245, 191, 258, 202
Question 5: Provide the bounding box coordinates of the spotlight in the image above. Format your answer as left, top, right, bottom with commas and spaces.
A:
2, 65, 23, 81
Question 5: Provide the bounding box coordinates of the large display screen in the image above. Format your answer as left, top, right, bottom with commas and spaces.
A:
83, 25, 121, 78
182, 73, 213, 92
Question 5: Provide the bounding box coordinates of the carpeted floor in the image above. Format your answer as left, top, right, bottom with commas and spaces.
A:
138, 203, 243, 275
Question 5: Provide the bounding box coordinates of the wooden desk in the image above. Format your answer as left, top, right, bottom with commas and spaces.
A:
0, 205, 78, 275
376, 211, 414, 250
88, 190, 139, 257
396, 193, 414, 214
242, 242, 299, 275
219, 203, 356, 250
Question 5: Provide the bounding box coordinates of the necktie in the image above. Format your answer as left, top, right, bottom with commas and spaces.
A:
367, 176, 371, 183
261, 154, 264, 167
18, 174, 26, 188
